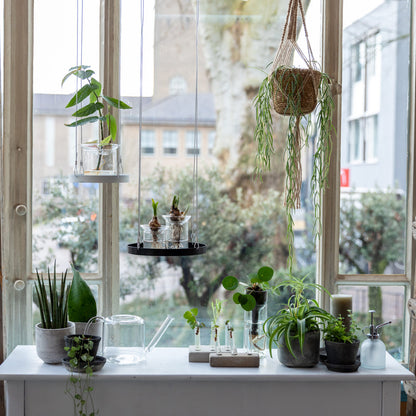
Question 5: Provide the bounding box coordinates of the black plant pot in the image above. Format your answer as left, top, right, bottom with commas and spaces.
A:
325, 340, 360, 365
64, 334, 101, 361
277, 330, 320, 368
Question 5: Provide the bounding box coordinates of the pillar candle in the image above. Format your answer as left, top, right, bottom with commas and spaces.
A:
330, 294, 353, 331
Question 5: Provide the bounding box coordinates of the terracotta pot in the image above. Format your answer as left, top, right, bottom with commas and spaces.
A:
277, 330, 320, 368
35, 322, 75, 364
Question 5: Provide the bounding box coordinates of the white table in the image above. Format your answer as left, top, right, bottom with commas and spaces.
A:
0, 346, 413, 416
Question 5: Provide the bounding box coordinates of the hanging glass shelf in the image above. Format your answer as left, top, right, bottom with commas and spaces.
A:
127, 242, 207, 257
71, 174, 129, 184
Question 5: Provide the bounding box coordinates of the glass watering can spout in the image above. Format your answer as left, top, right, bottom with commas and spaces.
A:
89, 314, 174, 365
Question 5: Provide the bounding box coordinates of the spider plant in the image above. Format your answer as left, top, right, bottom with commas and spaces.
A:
265, 273, 331, 358
254, 66, 335, 271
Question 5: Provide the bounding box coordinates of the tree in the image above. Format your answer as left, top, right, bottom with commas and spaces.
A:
119, 166, 287, 308
339, 189, 406, 322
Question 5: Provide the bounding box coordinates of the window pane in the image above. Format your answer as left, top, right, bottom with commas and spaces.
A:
337, 285, 405, 360
163, 130, 178, 155
32, 0, 100, 273
340, 0, 410, 275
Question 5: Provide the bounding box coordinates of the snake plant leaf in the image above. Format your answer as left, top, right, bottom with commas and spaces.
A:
68, 264, 97, 323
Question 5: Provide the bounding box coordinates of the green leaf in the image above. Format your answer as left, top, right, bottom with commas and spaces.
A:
66, 84, 100, 108
100, 135, 112, 146
106, 113, 117, 141
222, 276, 239, 291
68, 264, 97, 322
190, 307, 198, 316
239, 294, 256, 311
90, 78, 102, 101
232, 293, 242, 305
257, 266, 274, 282
102, 95, 132, 109
71, 102, 104, 118
183, 311, 193, 320
65, 116, 100, 128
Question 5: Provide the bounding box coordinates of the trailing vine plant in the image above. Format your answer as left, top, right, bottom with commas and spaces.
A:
253, 66, 335, 271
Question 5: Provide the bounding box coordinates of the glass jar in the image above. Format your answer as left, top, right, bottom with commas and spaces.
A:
162, 215, 191, 248
140, 224, 167, 248
81, 143, 119, 175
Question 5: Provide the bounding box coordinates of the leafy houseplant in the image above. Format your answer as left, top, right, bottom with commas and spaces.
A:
62, 65, 131, 174
68, 264, 99, 336
34, 263, 75, 363
254, 65, 334, 270
264, 274, 331, 367
183, 308, 205, 350
323, 313, 360, 367
64, 334, 102, 416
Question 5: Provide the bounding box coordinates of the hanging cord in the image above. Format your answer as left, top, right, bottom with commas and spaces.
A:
74, 0, 83, 174
191, 0, 200, 246
137, 0, 145, 246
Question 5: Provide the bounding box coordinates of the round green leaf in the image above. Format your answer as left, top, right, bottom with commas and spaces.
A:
239, 294, 256, 311
258, 266, 274, 282
222, 276, 239, 291
233, 293, 242, 304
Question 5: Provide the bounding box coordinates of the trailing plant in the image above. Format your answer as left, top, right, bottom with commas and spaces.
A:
68, 264, 97, 323
34, 262, 70, 329
253, 66, 335, 271
222, 266, 274, 311
323, 313, 360, 344
264, 273, 331, 358
65, 335, 98, 416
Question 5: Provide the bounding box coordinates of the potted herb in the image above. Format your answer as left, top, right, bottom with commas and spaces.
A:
34, 262, 75, 364
222, 266, 273, 353
264, 274, 331, 367
163, 195, 190, 248
141, 199, 166, 248
67, 264, 100, 337
62, 65, 131, 175
64, 334, 104, 416
183, 308, 205, 351
323, 313, 360, 368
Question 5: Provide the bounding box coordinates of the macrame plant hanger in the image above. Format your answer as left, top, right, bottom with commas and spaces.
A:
128, 0, 206, 257
71, 0, 129, 184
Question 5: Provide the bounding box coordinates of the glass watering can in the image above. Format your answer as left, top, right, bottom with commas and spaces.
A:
85, 314, 174, 365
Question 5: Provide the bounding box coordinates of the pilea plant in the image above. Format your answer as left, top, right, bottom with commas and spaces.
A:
254, 66, 334, 271
183, 308, 205, 331
222, 266, 274, 311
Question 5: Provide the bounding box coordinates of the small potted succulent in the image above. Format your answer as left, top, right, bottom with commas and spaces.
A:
322, 313, 360, 370
183, 308, 205, 351
34, 262, 75, 364
62, 65, 131, 175
163, 195, 190, 248
141, 199, 166, 248
264, 274, 331, 367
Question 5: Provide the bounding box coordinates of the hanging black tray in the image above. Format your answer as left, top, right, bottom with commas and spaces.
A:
127, 242, 207, 257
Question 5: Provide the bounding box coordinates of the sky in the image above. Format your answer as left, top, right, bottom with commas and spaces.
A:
33, 0, 383, 97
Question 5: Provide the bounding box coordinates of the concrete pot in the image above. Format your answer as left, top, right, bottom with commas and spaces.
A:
325, 340, 360, 365
35, 322, 75, 364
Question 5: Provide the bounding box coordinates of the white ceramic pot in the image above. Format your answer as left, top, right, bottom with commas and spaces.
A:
35, 322, 75, 364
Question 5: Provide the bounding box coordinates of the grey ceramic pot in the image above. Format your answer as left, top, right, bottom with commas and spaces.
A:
277, 330, 320, 368
35, 322, 75, 364
325, 339, 360, 365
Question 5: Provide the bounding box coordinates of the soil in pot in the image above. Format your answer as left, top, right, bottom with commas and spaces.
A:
277, 330, 320, 368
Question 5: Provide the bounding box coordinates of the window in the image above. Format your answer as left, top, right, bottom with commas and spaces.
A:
163, 130, 178, 155
169, 76, 187, 95
141, 130, 156, 155
186, 131, 201, 156
1, 0, 415, 364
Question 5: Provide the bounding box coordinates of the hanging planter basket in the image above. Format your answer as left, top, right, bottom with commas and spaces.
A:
253, 0, 340, 270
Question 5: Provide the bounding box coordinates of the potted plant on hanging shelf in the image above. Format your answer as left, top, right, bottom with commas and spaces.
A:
141, 199, 166, 248
322, 313, 361, 372
163, 195, 190, 249
62, 65, 132, 176
264, 274, 331, 367
253, 0, 338, 270
68, 264, 101, 337
34, 262, 75, 364
222, 266, 273, 354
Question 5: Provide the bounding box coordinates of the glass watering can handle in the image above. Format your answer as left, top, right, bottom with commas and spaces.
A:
145, 315, 175, 353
